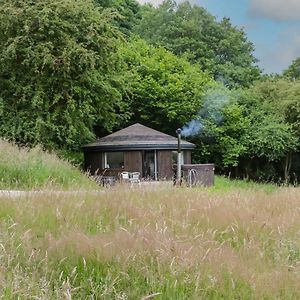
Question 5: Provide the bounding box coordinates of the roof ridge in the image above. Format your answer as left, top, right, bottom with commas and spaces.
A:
98, 123, 175, 140
83, 123, 195, 150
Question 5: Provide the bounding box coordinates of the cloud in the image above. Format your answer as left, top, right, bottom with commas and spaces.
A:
257, 26, 300, 73
249, 0, 300, 21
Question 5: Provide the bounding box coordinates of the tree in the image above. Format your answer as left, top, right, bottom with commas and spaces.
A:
215, 103, 250, 168
0, 0, 128, 150
238, 80, 300, 181
188, 84, 299, 182
247, 78, 300, 136
188, 87, 250, 170
283, 57, 300, 80
134, 0, 261, 88
247, 114, 298, 182
94, 0, 141, 35
118, 37, 214, 134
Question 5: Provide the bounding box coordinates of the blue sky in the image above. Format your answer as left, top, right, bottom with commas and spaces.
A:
138, 0, 300, 74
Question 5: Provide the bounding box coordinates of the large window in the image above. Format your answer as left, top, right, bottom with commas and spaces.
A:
105, 152, 124, 169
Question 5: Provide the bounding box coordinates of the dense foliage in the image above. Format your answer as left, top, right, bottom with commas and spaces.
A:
0, 0, 300, 182
188, 82, 300, 182
0, 0, 127, 150
119, 38, 213, 133
283, 57, 300, 80
134, 0, 261, 88
94, 0, 141, 35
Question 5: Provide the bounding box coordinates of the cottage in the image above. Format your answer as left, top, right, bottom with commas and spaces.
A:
83, 123, 195, 180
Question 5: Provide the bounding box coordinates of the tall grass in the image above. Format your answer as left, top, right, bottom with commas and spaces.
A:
212, 176, 277, 194
0, 184, 299, 299
0, 140, 96, 190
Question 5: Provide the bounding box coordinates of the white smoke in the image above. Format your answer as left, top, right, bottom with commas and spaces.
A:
181, 119, 203, 137
181, 85, 231, 137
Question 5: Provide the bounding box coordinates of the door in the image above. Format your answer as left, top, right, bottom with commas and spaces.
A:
143, 150, 157, 180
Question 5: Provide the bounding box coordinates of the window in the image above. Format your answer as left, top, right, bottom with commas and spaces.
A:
106, 152, 124, 169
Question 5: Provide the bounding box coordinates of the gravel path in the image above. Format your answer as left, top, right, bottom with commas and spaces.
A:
0, 190, 31, 197
0, 182, 173, 198
0, 190, 103, 198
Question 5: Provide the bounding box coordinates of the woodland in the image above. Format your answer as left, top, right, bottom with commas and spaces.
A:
1, 0, 300, 183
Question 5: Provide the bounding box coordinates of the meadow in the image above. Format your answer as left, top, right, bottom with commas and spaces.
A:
0, 140, 299, 299
0, 140, 96, 190
0, 182, 300, 299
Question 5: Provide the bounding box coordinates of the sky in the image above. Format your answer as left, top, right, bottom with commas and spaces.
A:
137, 0, 300, 74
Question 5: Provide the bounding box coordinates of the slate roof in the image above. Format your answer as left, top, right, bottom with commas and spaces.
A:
83, 123, 195, 152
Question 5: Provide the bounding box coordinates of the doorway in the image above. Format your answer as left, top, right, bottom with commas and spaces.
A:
143, 150, 157, 180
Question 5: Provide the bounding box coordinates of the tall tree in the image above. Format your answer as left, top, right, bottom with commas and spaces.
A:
248, 78, 300, 135
283, 58, 300, 80
0, 0, 128, 150
118, 38, 214, 134
134, 0, 261, 88
188, 84, 299, 182
238, 80, 300, 181
94, 0, 141, 35
188, 88, 250, 170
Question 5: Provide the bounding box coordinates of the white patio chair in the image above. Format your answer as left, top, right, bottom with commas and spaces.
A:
130, 172, 141, 185
120, 172, 130, 182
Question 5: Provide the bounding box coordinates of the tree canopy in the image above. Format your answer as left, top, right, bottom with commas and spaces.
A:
0, 0, 128, 150
283, 58, 300, 80
94, 0, 141, 35
134, 0, 261, 88
119, 38, 214, 134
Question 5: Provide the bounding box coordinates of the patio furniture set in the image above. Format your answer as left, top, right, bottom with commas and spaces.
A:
93, 170, 141, 187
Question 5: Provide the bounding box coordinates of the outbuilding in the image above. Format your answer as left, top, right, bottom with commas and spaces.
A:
83, 123, 195, 180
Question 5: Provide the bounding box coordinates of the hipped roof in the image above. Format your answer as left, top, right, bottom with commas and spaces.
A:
83, 123, 195, 152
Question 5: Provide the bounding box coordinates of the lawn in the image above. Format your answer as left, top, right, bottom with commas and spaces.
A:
0, 182, 299, 299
